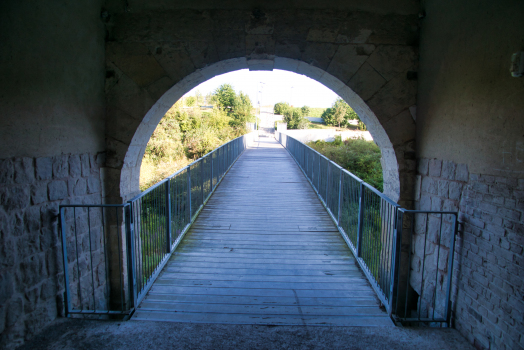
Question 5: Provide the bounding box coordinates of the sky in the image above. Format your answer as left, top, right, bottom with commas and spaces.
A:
183, 69, 340, 108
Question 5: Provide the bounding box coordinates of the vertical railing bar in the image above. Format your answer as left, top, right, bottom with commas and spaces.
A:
116, 207, 123, 312
73, 207, 82, 311
101, 206, 110, 311
419, 213, 430, 321
391, 208, 402, 317
188, 166, 192, 220
87, 208, 96, 311
166, 180, 172, 253
357, 182, 364, 257
60, 207, 71, 316
445, 214, 458, 326
433, 214, 443, 320
404, 213, 415, 317
125, 204, 135, 311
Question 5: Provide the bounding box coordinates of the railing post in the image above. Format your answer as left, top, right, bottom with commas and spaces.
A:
201, 158, 204, 206
211, 152, 214, 190
125, 204, 136, 309
187, 166, 192, 220
165, 180, 171, 253
389, 208, 402, 317
356, 182, 364, 257
337, 167, 343, 225
318, 153, 321, 190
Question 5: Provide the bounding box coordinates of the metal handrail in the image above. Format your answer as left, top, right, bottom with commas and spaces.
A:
59, 131, 257, 317
127, 131, 257, 305
275, 131, 458, 326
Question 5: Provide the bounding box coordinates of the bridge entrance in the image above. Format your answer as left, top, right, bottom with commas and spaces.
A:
132, 137, 392, 326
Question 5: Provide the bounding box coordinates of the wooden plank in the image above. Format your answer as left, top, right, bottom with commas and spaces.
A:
133, 137, 392, 327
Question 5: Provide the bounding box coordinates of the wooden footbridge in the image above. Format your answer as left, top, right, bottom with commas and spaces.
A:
132, 137, 393, 326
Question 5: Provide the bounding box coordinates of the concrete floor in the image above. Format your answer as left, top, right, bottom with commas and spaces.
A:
18, 318, 475, 350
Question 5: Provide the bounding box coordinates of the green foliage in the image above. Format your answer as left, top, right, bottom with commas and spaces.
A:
141, 88, 250, 191
301, 106, 311, 116
274, 102, 291, 115
213, 84, 236, 110
283, 107, 308, 129
322, 98, 361, 127
307, 137, 383, 192
309, 108, 327, 119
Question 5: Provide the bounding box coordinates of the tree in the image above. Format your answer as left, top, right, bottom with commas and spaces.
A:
322, 98, 362, 127
274, 102, 291, 115
301, 106, 311, 116
185, 96, 196, 107
213, 84, 237, 111
333, 103, 346, 127
283, 107, 308, 129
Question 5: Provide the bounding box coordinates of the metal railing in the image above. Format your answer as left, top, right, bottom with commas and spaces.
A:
275, 131, 457, 325
59, 204, 133, 316
60, 132, 257, 316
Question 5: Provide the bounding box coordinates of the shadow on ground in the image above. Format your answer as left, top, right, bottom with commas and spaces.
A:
18, 319, 474, 350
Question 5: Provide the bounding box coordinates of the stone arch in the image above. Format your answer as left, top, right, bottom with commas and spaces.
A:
104, 8, 418, 206
114, 57, 402, 202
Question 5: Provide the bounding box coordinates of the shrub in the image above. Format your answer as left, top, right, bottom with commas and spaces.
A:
307, 137, 383, 192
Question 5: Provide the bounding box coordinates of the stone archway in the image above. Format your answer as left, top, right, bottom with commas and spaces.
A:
116, 57, 403, 203
103, 8, 418, 206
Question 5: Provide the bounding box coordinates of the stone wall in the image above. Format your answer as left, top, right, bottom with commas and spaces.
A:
414, 158, 524, 350
0, 152, 104, 349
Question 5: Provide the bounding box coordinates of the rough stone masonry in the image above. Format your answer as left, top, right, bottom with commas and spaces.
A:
0, 153, 105, 349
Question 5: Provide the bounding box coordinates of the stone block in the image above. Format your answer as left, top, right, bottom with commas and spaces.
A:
0, 158, 14, 183
455, 164, 469, 182
441, 161, 456, 180
449, 182, 463, 201
490, 184, 512, 197
366, 74, 417, 122
347, 62, 387, 101
419, 194, 431, 211
24, 206, 41, 233
431, 196, 443, 211
0, 272, 14, 305
30, 183, 48, 205
366, 45, 417, 82
40, 202, 59, 229
428, 159, 442, 177
438, 180, 449, 198
326, 44, 374, 83
421, 177, 438, 195
72, 178, 87, 196
382, 110, 416, 146
48, 181, 68, 201
69, 155, 81, 178
107, 42, 168, 88
35, 158, 52, 181
80, 154, 90, 177
6, 297, 23, 327
479, 201, 497, 214
3, 186, 30, 210
418, 158, 429, 176
300, 42, 337, 71
14, 157, 35, 184
52, 155, 69, 179
87, 176, 101, 194
498, 207, 521, 221
20, 255, 46, 287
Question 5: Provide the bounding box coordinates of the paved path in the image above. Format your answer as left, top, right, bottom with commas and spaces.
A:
132, 138, 392, 326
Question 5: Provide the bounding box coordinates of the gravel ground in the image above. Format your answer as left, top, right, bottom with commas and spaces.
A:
18, 318, 474, 350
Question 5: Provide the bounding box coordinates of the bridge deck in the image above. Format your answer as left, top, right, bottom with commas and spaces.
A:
132, 137, 393, 326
